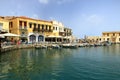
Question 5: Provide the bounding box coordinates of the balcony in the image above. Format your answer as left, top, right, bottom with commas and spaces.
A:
19, 26, 27, 30
33, 28, 53, 32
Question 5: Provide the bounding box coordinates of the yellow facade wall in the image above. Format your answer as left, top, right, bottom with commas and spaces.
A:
9, 18, 19, 34
102, 32, 120, 43
0, 19, 9, 32
9, 17, 54, 37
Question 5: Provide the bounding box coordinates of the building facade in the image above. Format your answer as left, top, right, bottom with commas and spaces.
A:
0, 16, 73, 43
0, 17, 9, 33
47, 21, 65, 43
63, 27, 72, 43
8, 16, 54, 43
102, 32, 120, 43
87, 31, 120, 43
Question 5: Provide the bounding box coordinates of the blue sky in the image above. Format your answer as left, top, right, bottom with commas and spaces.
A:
0, 0, 120, 38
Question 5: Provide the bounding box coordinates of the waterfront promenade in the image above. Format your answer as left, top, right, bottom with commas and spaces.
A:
0, 41, 112, 53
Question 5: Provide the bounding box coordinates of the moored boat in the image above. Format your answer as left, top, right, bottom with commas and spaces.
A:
62, 44, 78, 49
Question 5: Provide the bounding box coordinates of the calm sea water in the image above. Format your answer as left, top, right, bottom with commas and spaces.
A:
0, 44, 120, 80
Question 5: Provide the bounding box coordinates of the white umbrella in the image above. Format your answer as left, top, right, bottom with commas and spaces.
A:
0, 34, 5, 38
2, 33, 20, 37
47, 35, 62, 38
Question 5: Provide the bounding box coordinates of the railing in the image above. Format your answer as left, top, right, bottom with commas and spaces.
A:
33, 29, 53, 32
19, 26, 27, 30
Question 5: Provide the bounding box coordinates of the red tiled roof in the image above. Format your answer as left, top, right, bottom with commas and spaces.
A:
17, 16, 52, 23
0, 16, 52, 23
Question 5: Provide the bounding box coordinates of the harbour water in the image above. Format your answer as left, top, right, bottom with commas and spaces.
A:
0, 44, 120, 80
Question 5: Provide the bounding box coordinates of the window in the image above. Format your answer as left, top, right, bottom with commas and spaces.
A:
9, 30, 11, 33
67, 30, 69, 33
38, 24, 40, 31
113, 33, 115, 36
24, 22, 27, 26
119, 33, 120, 36
119, 38, 120, 41
107, 38, 109, 41
53, 27, 55, 30
107, 33, 109, 36
49, 26, 51, 30
46, 25, 48, 30
38, 24, 40, 29
38, 25, 40, 32
42, 25, 44, 30
9, 22, 13, 28
19, 21, 22, 26
24, 22, 27, 29
29, 23, 32, 28
99, 38, 101, 41
56, 27, 57, 30
34, 23, 36, 29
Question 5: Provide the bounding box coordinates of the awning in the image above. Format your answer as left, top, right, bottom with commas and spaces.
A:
63, 36, 71, 39
46, 35, 63, 38
2, 33, 20, 37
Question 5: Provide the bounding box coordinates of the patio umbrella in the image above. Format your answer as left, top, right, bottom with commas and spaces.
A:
2, 33, 20, 37
0, 34, 5, 38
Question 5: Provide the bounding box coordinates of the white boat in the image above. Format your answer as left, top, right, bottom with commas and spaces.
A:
62, 43, 78, 49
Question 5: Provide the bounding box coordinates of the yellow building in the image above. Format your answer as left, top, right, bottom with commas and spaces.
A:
1, 16, 73, 43
87, 31, 120, 43
87, 36, 102, 43
8, 16, 54, 43
102, 31, 120, 43
0, 17, 9, 33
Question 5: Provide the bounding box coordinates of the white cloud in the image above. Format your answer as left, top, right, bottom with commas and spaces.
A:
86, 14, 103, 25
38, 0, 72, 5
56, 0, 72, 5
38, 0, 49, 4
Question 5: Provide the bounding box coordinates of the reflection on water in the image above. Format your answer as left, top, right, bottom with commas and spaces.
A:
0, 44, 120, 80
103, 44, 120, 55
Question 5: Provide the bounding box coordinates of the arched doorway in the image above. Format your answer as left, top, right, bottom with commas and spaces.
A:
38, 35, 44, 42
29, 34, 36, 43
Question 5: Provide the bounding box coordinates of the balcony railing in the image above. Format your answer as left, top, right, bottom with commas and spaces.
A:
19, 26, 27, 30
33, 28, 53, 32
